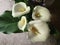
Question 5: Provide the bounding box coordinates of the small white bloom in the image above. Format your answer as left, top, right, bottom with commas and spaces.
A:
18, 16, 27, 31
28, 20, 50, 42
12, 2, 30, 17
32, 6, 51, 22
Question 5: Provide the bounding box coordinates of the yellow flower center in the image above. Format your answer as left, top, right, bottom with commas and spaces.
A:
35, 12, 41, 18
19, 18, 25, 27
30, 25, 40, 35
18, 8, 26, 12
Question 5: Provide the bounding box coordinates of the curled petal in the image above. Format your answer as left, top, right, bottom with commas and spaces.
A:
32, 6, 51, 22
12, 2, 30, 17
18, 16, 27, 31
28, 20, 50, 42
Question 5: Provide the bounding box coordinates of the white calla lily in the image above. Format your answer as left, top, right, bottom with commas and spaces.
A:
18, 16, 27, 31
28, 20, 50, 42
12, 2, 30, 17
32, 6, 51, 22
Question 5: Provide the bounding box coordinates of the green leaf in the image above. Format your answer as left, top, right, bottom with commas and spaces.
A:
0, 11, 19, 23
0, 11, 13, 23
0, 21, 18, 33
0, 11, 20, 33
5, 22, 18, 34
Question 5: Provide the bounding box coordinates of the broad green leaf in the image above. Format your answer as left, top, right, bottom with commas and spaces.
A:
5, 22, 18, 34
0, 11, 19, 23
0, 11, 20, 33
0, 22, 18, 33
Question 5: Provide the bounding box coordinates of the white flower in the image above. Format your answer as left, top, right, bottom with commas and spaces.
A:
28, 20, 50, 42
32, 6, 51, 22
12, 2, 30, 17
18, 16, 27, 31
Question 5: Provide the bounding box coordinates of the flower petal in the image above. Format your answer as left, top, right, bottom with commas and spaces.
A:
12, 2, 30, 17
18, 16, 27, 31
32, 6, 51, 22
28, 20, 50, 42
